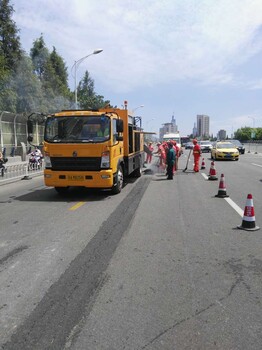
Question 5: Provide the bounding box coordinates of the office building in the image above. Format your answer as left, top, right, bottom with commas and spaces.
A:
217, 129, 227, 140
197, 115, 210, 138
192, 123, 197, 137
159, 114, 178, 140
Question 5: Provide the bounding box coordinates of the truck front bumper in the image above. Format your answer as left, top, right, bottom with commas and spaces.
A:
44, 169, 114, 188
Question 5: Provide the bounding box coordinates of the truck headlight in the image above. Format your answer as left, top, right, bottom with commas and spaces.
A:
101, 151, 110, 168
44, 155, 51, 168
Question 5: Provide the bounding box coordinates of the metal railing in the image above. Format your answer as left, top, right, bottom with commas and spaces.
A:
0, 160, 44, 184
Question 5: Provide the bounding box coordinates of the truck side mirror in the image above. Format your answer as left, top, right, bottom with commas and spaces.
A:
116, 119, 123, 133
27, 120, 34, 142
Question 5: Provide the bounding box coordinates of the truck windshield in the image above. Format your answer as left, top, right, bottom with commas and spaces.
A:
44, 115, 110, 143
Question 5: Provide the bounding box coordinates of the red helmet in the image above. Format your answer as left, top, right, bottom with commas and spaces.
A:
193, 139, 198, 144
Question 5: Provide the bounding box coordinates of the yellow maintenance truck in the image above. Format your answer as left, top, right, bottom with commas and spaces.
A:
27, 102, 145, 194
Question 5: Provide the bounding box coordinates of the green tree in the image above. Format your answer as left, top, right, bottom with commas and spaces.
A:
234, 127, 253, 141
49, 47, 68, 89
30, 36, 72, 112
0, 53, 9, 109
78, 70, 110, 109
0, 76, 16, 111
14, 53, 45, 113
0, 1, 109, 114
45, 47, 71, 100
0, 0, 22, 110
30, 34, 49, 80
0, 0, 22, 71
256, 127, 262, 140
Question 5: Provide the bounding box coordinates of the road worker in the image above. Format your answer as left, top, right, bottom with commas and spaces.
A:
192, 139, 201, 172
145, 142, 154, 163
171, 140, 180, 172
166, 141, 176, 179
97, 123, 109, 137
154, 142, 166, 169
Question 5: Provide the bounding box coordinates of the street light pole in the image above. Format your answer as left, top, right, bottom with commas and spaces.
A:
132, 105, 144, 114
72, 49, 103, 108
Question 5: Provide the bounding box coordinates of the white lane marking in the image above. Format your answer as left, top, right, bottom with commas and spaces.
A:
224, 197, 244, 217
252, 163, 262, 168
200, 171, 244, 218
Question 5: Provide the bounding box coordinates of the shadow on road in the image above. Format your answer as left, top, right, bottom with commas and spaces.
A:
13, 177, 141, 202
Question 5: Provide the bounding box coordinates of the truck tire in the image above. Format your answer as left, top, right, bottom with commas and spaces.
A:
111, 166, 123, 195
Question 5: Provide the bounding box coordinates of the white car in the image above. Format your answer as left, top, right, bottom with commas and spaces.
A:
199, 140, 213, 153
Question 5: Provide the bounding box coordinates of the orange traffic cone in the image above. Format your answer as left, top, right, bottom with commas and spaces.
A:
208, 161, 218, 180
237, 194, 260, 231
215, 174, 229, 198
201, 158, 205, 169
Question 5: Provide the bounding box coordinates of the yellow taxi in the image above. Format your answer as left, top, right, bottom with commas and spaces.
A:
211, 141, 239, 161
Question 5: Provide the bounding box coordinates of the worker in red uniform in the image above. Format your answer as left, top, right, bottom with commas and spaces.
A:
171, 140, 180, 172
155, 142, 167, 170
192, 139, 201, 172
145, 142, 154, 163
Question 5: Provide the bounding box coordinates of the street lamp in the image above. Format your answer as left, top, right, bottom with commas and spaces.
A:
132, 105, 144, 114
72, 49, 103, 107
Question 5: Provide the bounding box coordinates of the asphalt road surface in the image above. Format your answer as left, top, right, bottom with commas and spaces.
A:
0, 150, 262, 349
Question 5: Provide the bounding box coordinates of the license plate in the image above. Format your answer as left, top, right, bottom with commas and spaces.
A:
68, 175, 84, 181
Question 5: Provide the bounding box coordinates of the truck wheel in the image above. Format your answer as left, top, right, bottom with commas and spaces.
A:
55, 187, 69, 195
112, 166, 123, 195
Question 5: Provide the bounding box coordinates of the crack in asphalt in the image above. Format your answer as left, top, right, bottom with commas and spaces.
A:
0, 246, 29, 266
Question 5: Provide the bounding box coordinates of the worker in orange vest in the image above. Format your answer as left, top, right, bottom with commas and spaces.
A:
192, 139, 201, 172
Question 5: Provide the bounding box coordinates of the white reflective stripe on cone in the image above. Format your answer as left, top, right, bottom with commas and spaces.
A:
243, 215, 256, 222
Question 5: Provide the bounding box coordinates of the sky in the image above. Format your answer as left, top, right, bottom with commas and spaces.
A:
11, 0, 262, 137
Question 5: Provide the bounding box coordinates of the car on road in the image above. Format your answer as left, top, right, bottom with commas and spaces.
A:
211, 141, 239, 161
185, 142, 193, 149
199, 140, 213, 153
227, 139, 245, 154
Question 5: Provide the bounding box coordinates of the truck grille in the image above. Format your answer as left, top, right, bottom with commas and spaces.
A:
50, 157, 101, 171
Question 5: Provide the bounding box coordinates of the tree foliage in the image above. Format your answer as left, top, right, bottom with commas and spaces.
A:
30, 35, 49, 80
30, 35, 72, 112
0, 0, 109, 115
234, 127, 262, 141
78, 71, 110, 109
14, 53, 44, 113
0, 0, 21, 71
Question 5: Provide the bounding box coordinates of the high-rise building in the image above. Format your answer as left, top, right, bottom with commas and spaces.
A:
197, 115, 210, 138
159, 114, 178, 140
192, 123, 197, 137
217, 129, 227, 140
